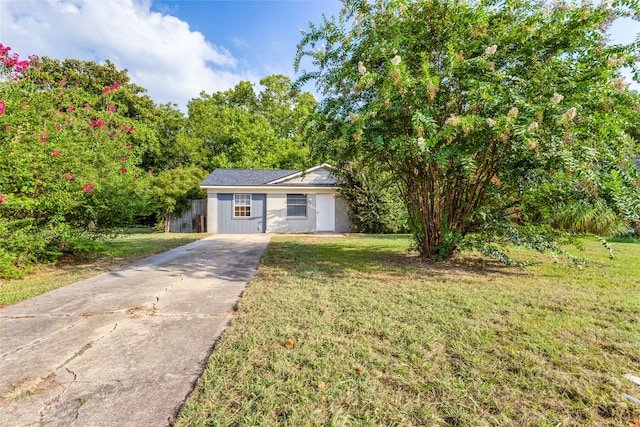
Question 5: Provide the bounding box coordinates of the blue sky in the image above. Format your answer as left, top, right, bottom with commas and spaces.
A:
151, 1, 342, 74
0, 1, 637, 112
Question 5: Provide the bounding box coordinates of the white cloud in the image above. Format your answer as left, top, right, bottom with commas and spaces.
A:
0, 0, 255, 111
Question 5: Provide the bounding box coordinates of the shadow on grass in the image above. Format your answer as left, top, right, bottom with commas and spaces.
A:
607, 236, 640, 244
264, 237, 527, 279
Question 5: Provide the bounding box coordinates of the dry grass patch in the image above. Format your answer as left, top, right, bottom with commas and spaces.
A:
177, 234, 640, 426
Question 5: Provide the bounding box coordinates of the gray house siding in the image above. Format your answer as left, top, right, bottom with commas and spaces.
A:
207, 192, 218, 234
217, 194, 266, 233
265, 193, 317, 233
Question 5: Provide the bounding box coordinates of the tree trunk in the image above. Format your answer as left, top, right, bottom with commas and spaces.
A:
164, 212, 171, 233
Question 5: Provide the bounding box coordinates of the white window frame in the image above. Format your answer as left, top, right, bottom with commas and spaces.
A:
233, 194, 251, 218
286, 194, 307, 217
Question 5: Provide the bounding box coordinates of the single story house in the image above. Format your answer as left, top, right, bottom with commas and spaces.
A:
200, 164, 351, 234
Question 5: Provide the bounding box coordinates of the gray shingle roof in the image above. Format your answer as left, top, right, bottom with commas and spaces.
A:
201, 168, 301, 186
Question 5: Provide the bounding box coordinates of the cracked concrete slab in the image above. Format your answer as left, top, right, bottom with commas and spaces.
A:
0, 234, 271, 426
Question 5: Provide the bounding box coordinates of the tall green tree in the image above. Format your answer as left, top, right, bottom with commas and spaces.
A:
150, 166, 207, 231
185, 75, 317, 170
296, 0, 640, 260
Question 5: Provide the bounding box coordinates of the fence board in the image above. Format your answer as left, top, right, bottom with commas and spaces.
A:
168, 199, 207, 233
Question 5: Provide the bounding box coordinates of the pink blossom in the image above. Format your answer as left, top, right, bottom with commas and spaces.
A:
5, 125, 10, 132
39, 132, 48, 143
0, 194, 6, 203
89, 119, 105, 128
55, 123, 62, 132
491, 174, 500, 185
107, 104, 116, 112
65, 172, 73, 180
0, 100, 5, 115
68, 105, 75, 113
52, 149, 60, 157
0, 44, 32, 78
84, 103, 92, 110
111, 83, 119, 90
118, 156, 127, 162
82, 184, 93, 193
121, 168, 126, 174
15, 60, 29, 72
103, 87, 111, 94
126, 145, 132, 150
134, 174, 139, 179
148, 167, 155, 173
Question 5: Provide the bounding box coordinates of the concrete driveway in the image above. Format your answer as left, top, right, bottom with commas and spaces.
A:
0, 234, 271, 426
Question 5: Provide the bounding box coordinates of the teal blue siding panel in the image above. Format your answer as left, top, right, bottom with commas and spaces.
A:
217, 194, 266, 233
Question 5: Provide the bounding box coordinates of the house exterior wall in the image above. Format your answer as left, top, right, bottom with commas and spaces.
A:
217, 193, 266, 233
265, 193, 317, 233
335, 196, 352, 233
204, 188, 352, 234
206, 192, 218, 234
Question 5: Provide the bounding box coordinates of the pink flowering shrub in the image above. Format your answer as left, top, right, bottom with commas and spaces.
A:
0, 46, 156, 277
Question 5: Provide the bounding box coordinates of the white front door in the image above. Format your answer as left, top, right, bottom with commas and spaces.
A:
316, 194, 335, 232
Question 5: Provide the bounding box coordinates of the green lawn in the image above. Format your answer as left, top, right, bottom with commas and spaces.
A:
0, 229, 209, 306
177, 234, 640, 426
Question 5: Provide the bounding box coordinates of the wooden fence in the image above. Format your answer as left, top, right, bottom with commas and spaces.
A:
167, 199, 207, 233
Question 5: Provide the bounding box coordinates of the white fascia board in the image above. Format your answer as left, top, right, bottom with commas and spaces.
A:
200, 185, 337, 194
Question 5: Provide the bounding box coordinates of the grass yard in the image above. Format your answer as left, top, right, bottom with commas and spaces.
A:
177, 234, 640, 426
0, 228, 208, 306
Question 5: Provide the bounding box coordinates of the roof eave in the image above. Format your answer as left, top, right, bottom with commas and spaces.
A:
200, 184, 338, 193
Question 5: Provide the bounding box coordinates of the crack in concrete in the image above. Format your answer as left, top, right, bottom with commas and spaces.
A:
143, 313, 233, 319
1, 317, 87, 358
38, 368, 76, 421
36, 321, 119, 423
0, 313, 80, 319
57, 342, 94, 370
153, 274, 184, 307
0, 310, 125, 321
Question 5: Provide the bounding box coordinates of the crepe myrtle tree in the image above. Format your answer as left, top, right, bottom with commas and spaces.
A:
296, 0, 640, 261
0, 46, 154, 276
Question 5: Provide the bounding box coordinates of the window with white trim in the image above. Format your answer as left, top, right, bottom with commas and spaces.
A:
233, 194, 251, 217
287, 194, 307, 217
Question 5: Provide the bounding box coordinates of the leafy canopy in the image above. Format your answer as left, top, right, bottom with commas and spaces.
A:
0, 50, 161, 276
296, 0, 640, 261
185, 75, 317, 171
